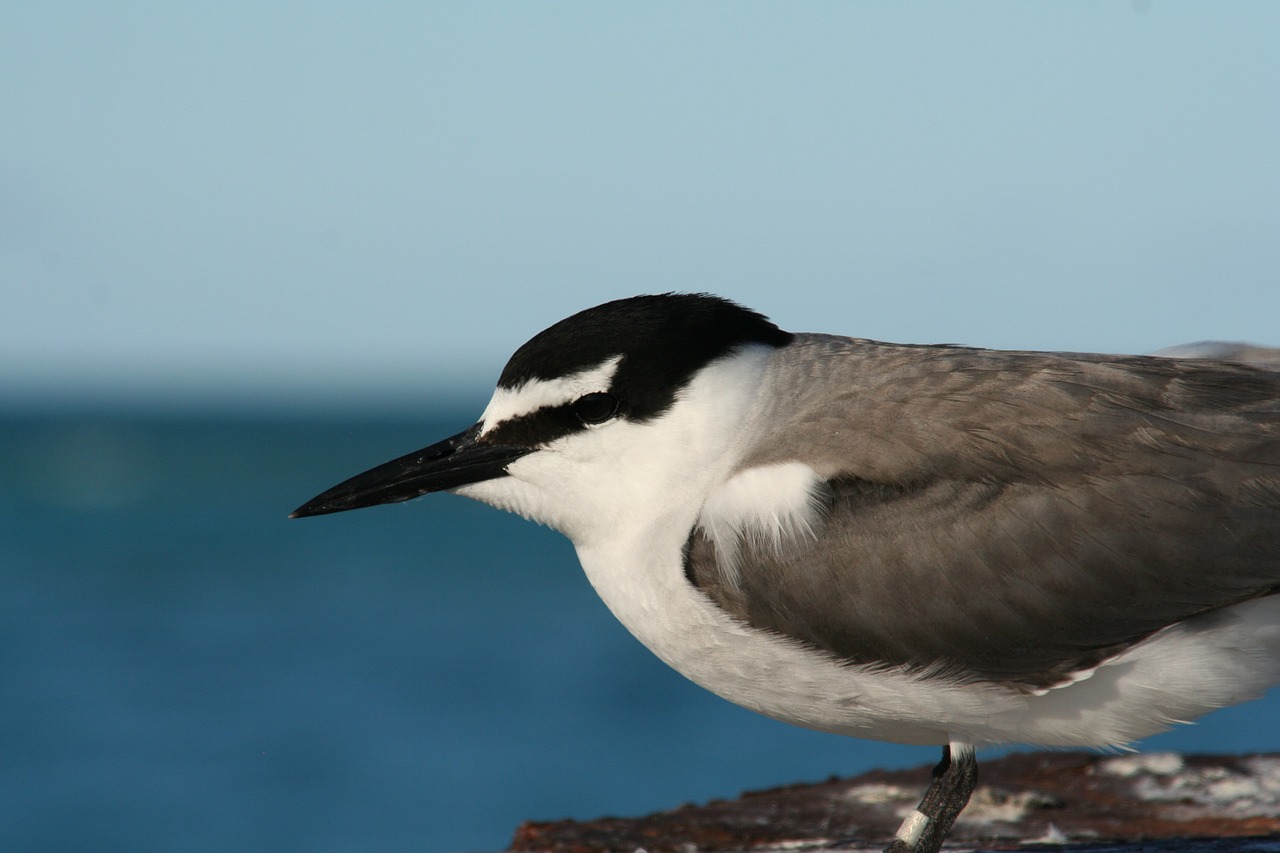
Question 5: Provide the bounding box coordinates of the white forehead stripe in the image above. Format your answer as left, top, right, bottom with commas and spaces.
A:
479, 355, 623, 436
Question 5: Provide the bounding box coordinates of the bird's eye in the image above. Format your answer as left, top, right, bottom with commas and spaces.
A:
571, 392, 619, 425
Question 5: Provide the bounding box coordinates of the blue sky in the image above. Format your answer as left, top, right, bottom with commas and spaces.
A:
3, 2, 1278, 406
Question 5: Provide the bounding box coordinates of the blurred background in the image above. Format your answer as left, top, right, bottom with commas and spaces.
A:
2, 3, 1278, 852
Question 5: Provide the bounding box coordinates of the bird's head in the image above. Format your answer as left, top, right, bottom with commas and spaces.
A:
291, 293, 793, 544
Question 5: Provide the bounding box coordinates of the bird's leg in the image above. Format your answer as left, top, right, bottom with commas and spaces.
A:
883, 742, 978, 853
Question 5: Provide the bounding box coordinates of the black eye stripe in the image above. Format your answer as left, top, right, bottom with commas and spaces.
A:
485, 392, 623, 448
484, 404, 584, 448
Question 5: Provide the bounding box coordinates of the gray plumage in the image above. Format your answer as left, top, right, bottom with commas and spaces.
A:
685, 335, 1280, 691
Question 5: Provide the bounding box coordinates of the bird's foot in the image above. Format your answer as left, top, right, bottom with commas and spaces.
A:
883, 743, 978, 853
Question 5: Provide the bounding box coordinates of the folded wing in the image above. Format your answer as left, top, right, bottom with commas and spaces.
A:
687, 338, 1280, 690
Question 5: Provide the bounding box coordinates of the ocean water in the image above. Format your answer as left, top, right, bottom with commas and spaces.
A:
2, 404, 1278, 853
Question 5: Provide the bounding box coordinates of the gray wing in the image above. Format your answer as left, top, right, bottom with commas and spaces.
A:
687, 336, 1280, 690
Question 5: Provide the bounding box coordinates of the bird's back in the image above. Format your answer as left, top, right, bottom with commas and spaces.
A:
687, 335, 1280, 690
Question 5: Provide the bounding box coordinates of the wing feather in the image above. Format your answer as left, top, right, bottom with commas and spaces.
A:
687, 336, 1280, 689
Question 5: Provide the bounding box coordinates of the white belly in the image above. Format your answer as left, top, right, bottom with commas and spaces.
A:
575, 535, 1280, 749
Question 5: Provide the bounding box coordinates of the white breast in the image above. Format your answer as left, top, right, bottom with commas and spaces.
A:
696, 461, 828, 589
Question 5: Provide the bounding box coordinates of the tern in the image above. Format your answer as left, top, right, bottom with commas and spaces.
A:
293, 294, 1280, 853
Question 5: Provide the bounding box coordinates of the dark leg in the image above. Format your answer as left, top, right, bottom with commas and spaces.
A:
883, 743, 978, 853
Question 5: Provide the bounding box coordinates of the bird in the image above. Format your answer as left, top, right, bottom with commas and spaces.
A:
292, 293, 1280, 853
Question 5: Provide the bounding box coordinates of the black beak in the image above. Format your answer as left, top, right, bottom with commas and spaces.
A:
290, 423, 533, 518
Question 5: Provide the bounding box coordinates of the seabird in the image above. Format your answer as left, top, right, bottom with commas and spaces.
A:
293, 293, 1280, 853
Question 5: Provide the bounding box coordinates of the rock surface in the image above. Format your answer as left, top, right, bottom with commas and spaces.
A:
509, 752, 1280, 852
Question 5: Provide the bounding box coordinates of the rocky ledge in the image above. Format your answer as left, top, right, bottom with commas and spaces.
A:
510, 752, 1280, 852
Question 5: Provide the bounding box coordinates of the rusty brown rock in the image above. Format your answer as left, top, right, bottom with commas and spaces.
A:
509, 752, 1280, 853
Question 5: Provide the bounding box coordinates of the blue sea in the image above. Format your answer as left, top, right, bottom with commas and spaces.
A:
3, 401, 1278, 853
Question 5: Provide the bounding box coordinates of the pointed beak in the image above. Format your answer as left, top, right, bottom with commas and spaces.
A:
290, 423, 533, 519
